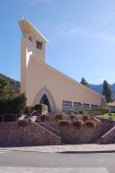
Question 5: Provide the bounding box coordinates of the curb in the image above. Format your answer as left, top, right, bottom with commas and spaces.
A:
58, 150, 115, 154
1, 149, 115, 154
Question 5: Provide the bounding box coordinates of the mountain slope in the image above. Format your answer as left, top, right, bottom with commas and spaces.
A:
89, 83, 115, 101
0, 73, 20, 95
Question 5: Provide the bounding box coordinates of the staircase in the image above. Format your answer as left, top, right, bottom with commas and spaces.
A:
97, 126, 115, 144
32, 121, 61, 143
38, 122, 60, 136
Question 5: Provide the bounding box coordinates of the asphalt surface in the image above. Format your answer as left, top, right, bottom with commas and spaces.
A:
0, 150, 114, 173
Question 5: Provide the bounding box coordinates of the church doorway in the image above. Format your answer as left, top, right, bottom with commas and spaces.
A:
40, 94, 51, 112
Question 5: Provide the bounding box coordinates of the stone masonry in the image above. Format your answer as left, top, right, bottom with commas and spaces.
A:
0, 122, 61, 146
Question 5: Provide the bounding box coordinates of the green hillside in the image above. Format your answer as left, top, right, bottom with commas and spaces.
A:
0, 73, 20, 96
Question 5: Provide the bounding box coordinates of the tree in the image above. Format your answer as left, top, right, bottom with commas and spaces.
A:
0, 77, 8, 98
102, 80, 113, 103
80, 77, 88, 87
0, 93, 26, 116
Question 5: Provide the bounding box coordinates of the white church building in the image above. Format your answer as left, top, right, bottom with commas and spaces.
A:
19, 19, 106, 113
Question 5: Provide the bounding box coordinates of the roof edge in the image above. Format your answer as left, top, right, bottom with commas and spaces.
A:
18, 19, 48, 44
31, 55, 102, 99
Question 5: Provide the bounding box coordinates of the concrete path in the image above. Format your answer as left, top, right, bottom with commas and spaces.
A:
1, 144, 115, 153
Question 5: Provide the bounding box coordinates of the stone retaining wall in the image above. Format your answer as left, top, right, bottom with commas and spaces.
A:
42, 121, 113, 144
0, 122, 61, 146
59, 122, 112, 144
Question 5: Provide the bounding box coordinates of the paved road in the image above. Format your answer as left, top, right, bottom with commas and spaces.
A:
0, 150, 114, 173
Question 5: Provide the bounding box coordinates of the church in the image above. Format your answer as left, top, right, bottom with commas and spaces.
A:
19, 19, 105, 113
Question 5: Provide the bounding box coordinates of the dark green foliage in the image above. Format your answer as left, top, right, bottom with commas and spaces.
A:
110, 110, 115, 113
82, 109, 109, 115
80, 77, 88, 87
0, 77, 8, 98
34, 104, 48, 114
102, 80, 113, 103
0, 73, 20, 97
0, 74, 26, 122
0, 93, 26, 114
79, 110, 84, 114
70, 109, 79, 115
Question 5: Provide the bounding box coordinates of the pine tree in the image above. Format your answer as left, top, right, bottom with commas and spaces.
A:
0, 77, 8, 98
102, 80, 113, 103
80, 77, 88, 87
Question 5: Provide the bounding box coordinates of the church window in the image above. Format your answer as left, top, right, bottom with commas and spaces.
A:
73, 102, 81, 109
91, 104, 98, 110
82, 103, 90, 109
62, 100, 72, 112
36, 40, 42, 49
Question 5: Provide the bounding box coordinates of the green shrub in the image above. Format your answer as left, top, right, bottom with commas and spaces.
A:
55, 114, 64, 121
17, 119, 28, 127
72, 120, 83, 129
59, 120, 70, 127
40, 114, 49, 122
70, 109, 79, 115
85, 120, 96, 128
108, 113, 112, 116
110, 111, 115, 113
0, 93, 26, 115
82, 115, 90, 122
79, 110, 84, 114
84, 109, 109, 115
34, 104, 48, 114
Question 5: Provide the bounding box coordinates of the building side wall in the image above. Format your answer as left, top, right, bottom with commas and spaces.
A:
26, 57, 102, 112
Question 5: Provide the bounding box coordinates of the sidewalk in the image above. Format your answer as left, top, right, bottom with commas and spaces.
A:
1, 144, 115, 153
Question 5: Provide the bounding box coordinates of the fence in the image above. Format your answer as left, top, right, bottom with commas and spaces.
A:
0, 114, 19, 122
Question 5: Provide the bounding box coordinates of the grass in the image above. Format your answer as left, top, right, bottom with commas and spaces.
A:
100, 113, 115, 121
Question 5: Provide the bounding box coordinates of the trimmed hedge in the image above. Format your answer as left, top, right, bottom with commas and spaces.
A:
83, 109, 109, 115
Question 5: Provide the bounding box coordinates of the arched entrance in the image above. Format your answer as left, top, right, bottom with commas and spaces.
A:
40, 94, 51, 112
33, 87, 56, 113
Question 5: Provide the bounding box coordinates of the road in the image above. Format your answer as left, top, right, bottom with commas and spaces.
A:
0, 150, 114, 173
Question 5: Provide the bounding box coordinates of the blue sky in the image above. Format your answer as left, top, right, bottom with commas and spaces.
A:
0, 0, 115, 84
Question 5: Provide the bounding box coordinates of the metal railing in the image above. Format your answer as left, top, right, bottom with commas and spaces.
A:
0, 114, 19, 122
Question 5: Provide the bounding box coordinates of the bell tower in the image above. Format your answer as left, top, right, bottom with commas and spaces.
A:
19, 19, 48, 93
19, 19, 48, 63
